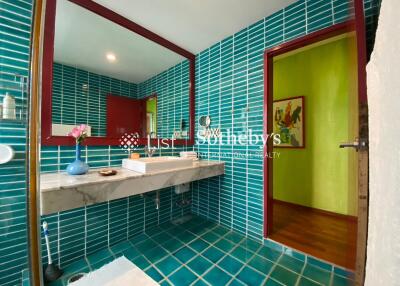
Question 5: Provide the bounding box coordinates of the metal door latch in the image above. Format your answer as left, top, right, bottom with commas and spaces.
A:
339, 138, 368, 151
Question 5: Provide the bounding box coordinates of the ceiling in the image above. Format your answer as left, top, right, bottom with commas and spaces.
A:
54, 0, 296, 83
93, 0, 296, 54
54, 0, 185, 83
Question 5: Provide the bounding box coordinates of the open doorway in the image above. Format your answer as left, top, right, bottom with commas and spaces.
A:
270, 33, 358, 269
263, 19, 369, 276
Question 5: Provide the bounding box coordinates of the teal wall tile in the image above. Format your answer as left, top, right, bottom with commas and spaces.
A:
0, 1, 381, 285
191, 0, 382, 242
40, 189, 192, 270
0, 0, 32, 285
52, 62, 137, 137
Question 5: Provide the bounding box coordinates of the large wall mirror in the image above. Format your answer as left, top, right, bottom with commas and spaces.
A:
41, 0, 195, 146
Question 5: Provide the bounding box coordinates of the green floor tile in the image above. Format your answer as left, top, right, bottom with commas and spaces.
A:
237, 266, 266, 286
142, 246, 168, 263
203, 266, 232, 286
189, 238, 210, 253
332, 274, 354, 286
132, 255, 150, 270
277, 254, 305, 274
145, 266, 164, 282
160, 279, 172, 286
86, 249, 113, 265
145, 226, 165, 237
135, 239, 158, 253
165, 226, 186, 237
161, 237, 184, 253
218, 255, 243, 275
90, 255, 114, 270
202, 246, 225, 263
212, 225, 231, 236
168, 266, 197, 286
152, 232, 173, 244
240, 238, 262, 253
201, 231, 220, 244
303, 264, 331, 285
270, 265, 299, 285
110, 241, 132, 255
224, 232, 244, 244
229, 279, 246, 286
120, 247, 140, 261
155, 256, 181, 276
173, 246, 196, 263
248, 254, 274, 274
257, 246, 282, 262
298, 277, 322, 286
192, 279, 209, 286
334, 267, 354, 280
264, 278, 283, 286
230, 246, 253, 263
187, 255, 213, 275
215, 238, 237, 253
307, 257, 333, 271
62, 259, 90, 277
129, 233, 148, 244
177, 231, 197, 243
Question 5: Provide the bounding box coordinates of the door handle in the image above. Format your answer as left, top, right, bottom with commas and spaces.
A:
339, 138, 368, 151
339, 142, 359, 148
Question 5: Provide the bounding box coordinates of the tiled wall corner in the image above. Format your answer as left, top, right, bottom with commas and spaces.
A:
52, 62, 138, 137
40, 188, 192, 269
137, 60, 190, 139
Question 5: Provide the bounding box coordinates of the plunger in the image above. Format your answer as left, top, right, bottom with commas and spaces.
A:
43, 221, 63, 281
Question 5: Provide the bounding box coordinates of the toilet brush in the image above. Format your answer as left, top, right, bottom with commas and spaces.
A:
42, 221, 63, 281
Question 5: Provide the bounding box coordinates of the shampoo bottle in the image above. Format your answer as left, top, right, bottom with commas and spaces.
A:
3, 93, 16, 119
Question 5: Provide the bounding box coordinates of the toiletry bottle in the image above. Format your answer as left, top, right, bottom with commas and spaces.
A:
3, 93, 16, 119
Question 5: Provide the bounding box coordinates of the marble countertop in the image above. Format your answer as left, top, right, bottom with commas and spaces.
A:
40, 160, 224, 215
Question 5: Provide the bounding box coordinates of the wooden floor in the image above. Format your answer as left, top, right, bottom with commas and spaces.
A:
270, 200, 357, 269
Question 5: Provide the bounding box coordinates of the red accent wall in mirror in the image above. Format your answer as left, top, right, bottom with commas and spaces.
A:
106, 94, 146, 138
41, 0, 195, 146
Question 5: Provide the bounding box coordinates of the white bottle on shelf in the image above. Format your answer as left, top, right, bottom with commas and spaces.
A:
3, 93, 16, 120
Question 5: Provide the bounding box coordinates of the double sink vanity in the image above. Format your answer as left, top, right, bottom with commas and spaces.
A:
40, 157, 224, 215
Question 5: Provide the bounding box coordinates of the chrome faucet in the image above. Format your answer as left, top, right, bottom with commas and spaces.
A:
144, 132, 157, 157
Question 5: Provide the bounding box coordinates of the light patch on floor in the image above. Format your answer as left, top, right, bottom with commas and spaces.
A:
69, 256, 158, 286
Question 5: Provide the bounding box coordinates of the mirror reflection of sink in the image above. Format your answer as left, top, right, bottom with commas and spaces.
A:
122, 156, 194, 173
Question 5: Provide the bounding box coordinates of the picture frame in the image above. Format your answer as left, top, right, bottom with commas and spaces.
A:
273, 96, 305, 148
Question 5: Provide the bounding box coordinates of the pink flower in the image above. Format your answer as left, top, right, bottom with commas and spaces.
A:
78, 124, 87, 132
68, 125, 88, 143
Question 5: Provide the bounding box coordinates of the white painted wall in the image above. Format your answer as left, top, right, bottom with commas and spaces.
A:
365, 0, 400, 284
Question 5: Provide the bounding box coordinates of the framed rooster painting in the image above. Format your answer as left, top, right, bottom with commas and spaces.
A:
273, 96, 305, 148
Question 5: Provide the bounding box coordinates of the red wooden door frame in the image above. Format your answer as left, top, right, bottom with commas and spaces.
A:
263, 0, 369, 280
263, 20, 357, 236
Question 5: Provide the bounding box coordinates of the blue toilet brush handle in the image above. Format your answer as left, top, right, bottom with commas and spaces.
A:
42, 221, 53, 265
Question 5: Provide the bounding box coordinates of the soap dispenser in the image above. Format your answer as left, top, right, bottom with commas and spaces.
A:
2, 93, 16, 119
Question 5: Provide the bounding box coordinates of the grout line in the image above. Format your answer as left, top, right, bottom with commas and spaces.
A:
295, 256, 308, 286
57, 212, 61, 267
84, 205, 87, 257
54, 217, 352, 286
107, 201, 110, 247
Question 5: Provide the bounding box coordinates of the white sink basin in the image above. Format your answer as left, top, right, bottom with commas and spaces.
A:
122, 156, 194, 173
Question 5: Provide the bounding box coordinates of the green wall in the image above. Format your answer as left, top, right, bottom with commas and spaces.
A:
273, 36, 358, 216
146, 97, 157, 133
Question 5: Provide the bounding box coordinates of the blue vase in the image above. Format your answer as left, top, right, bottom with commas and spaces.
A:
66, 144, 89, 175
